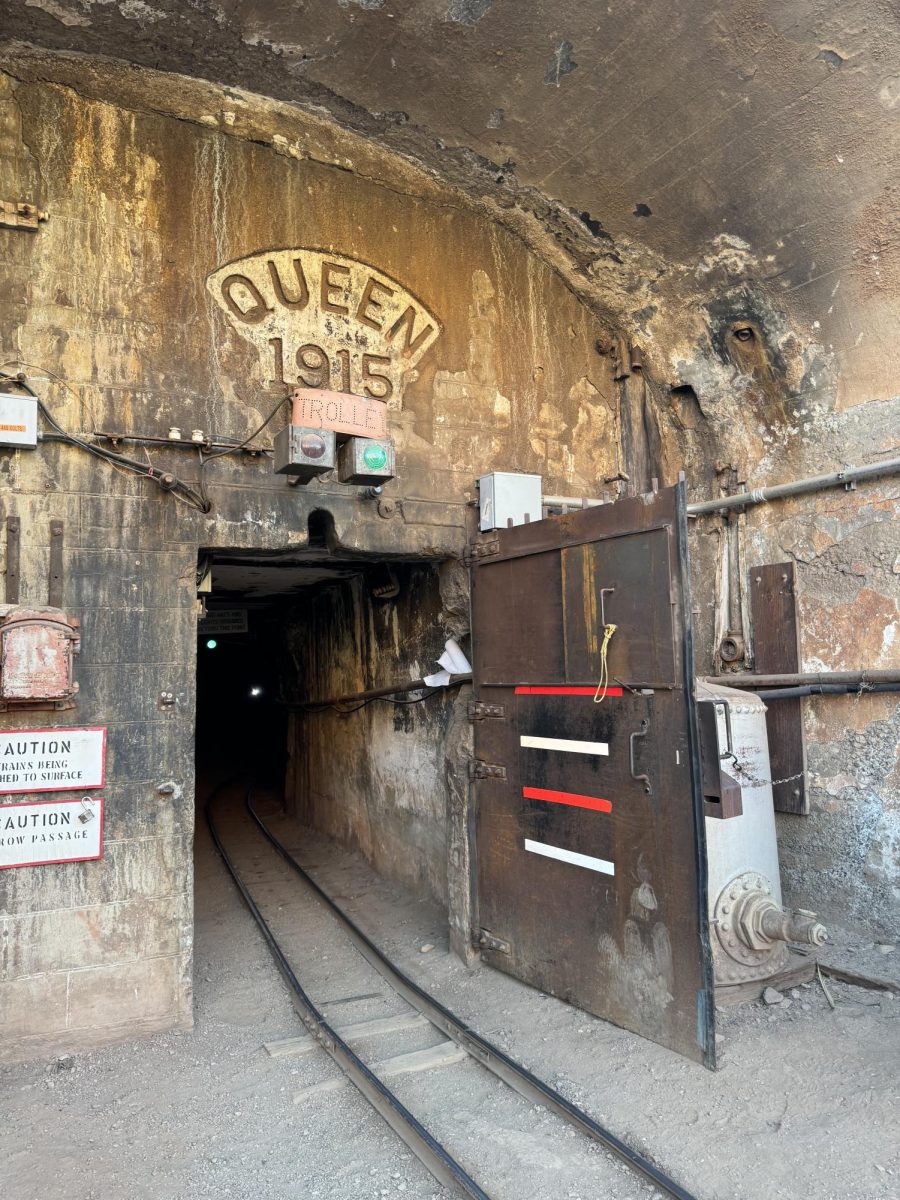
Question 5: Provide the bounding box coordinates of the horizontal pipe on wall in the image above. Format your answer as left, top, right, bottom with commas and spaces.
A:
287, 672, 473, 711
685, 456, 900, 517
753, 683, 900, 701
541, 456, 900, 518
709, 670, 900, 688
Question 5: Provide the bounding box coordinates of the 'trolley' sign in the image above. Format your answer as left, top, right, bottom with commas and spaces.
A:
291, 387, 387, 440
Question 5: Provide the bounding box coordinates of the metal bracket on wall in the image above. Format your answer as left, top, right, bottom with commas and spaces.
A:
5, 516, 20, 603
467, 700, 506, 721
468, 759, 507, 780
478, 929, 512, 955
49, 520, 64, 608
0, 201, 49, 231
463, 537, 500, 566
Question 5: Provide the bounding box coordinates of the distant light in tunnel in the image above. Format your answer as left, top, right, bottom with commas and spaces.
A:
249, 686, 263, 697
206, 639, 218, 650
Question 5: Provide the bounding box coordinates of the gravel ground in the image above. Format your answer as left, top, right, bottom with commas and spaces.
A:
2, 783, 898, 1200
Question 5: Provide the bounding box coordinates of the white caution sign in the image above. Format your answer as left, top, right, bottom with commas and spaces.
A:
0, 727, 106, 795
0, 796, 104, 869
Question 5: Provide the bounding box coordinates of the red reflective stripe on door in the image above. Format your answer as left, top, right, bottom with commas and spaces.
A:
515, 685, 624, 697
522, 786, 612, 814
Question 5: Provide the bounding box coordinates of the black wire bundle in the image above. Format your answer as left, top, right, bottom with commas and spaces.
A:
0, 366, 289, 516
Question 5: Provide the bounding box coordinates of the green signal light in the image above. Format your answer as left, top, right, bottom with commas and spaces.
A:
362, 443, 388, 471
206, 639, 217, 649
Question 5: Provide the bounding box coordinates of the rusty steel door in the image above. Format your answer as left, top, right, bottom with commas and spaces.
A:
469, 481, 715, 1066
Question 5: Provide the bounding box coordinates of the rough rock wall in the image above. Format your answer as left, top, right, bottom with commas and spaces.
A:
281, 562, 461, 905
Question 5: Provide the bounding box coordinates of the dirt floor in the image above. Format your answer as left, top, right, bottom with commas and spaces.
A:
2, 783, 898, 1200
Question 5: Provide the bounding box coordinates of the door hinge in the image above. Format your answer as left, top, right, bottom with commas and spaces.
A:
463, 536, 500, 566
467, 700, 506, 722
469, 759, 507, 780
478, 929, 512, 955
0, 201, 49, 231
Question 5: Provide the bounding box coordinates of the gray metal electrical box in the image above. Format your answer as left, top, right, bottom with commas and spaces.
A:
478, 472, 542, 531
273, 425, 336, 481
338, 437, 396, 485
0, 393, 38, 449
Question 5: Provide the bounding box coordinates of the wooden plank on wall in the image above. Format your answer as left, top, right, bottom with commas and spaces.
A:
749, 561, 808, 814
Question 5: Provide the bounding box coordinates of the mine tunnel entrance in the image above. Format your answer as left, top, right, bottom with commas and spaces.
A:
193, 541, 457, 919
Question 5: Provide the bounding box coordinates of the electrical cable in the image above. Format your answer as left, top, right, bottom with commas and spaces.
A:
36, 398, 209, 512
306, 687, 444, 714
196, 394, 290, 512
0, 366, 274, 514
3, 369, 209, 508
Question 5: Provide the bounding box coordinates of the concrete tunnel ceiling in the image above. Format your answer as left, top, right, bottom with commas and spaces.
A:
3, 0, 899, 419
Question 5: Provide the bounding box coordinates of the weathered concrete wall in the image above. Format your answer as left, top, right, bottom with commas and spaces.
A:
0, 62, 621, 1059
0, 39, 896, 1059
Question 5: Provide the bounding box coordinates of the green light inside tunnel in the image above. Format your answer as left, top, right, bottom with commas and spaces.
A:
206, 638, 217, 650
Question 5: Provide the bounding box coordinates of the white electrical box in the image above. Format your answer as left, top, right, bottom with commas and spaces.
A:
0, 393, 38, 449
478, 472, 543, 532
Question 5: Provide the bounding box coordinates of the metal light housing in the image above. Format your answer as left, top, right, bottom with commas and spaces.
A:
273, 425, 336, 481
338, 436, 396, 485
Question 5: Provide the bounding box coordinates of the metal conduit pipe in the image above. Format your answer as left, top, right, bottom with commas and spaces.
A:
542, 494, 603, 510
541, 456, 900, 518
286, 672, 473, 711
685, 456, 900, 516
753, 683, 900, 701
710, 669, 900, 689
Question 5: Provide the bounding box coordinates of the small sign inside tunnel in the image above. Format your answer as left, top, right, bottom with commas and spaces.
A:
198, 609, 248, 636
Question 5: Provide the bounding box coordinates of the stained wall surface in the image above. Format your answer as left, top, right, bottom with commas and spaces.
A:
0, 24, 897, 1058
0, 64, 620, 1058
281, 563, 463, 906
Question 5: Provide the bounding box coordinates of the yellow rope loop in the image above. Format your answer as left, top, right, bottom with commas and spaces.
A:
593, 623, 618, 704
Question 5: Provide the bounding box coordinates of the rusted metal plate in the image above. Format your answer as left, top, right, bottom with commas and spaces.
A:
0, 610, 79, 704
560, 529, 676, 688
470, 484, 715, 1067
749, 562, 808, 814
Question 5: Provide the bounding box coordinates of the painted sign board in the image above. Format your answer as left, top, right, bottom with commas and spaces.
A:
291, 387, 388, 440
0, 795, 104, 869
198, 609, 249, 636
0, 727, 106, 794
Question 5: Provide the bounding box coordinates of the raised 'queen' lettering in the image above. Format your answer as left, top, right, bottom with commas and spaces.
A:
206, 249, 442, 408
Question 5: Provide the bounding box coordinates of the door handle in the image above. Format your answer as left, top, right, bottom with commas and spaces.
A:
629, 718, 652, 794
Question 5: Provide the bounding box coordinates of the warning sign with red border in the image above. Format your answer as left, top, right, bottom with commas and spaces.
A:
0, 727, 106, 795
0, 795, 104, 869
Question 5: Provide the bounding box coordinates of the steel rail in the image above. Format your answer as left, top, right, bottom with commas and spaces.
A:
246, 789, 700, 1200
205, 783, 492, 1200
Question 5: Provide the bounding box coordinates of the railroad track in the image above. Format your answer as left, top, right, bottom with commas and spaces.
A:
206, 782, 699, 1200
